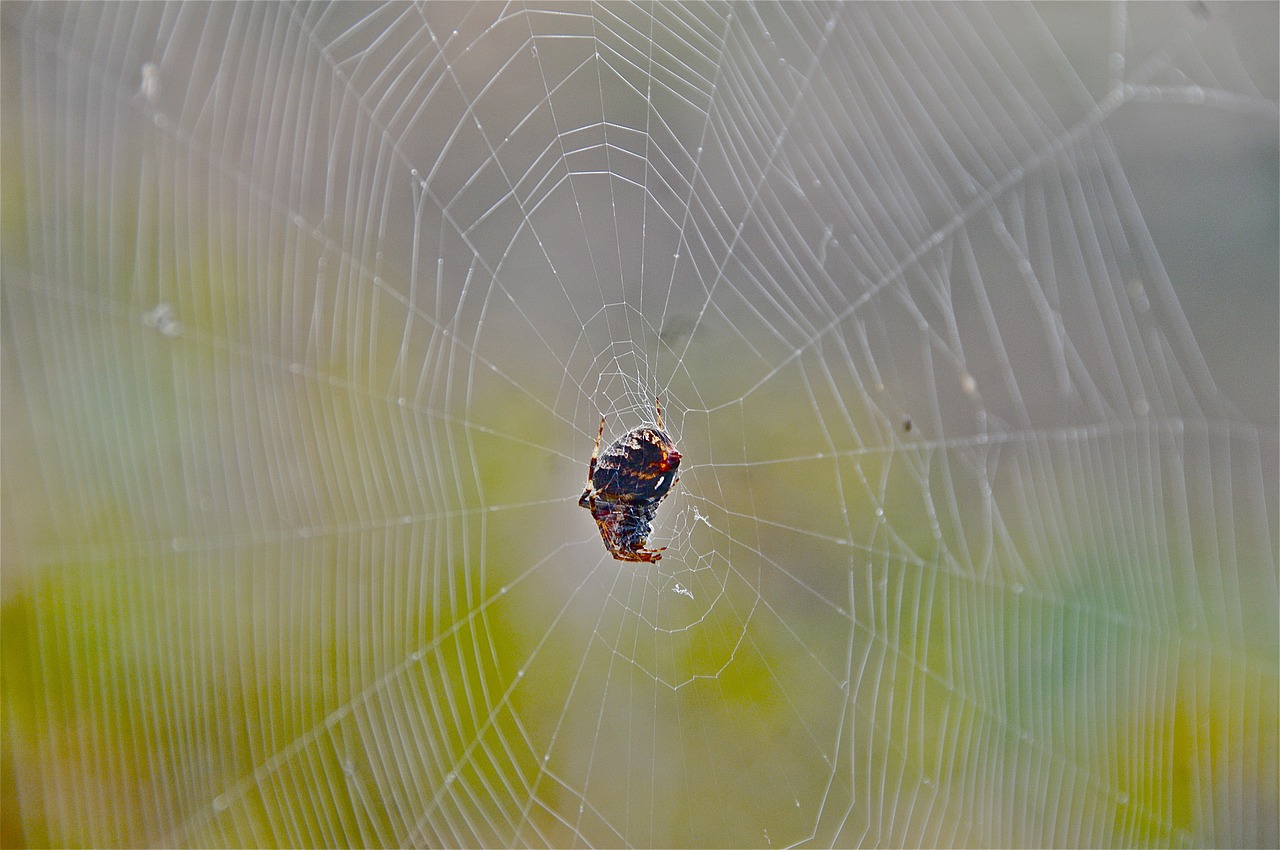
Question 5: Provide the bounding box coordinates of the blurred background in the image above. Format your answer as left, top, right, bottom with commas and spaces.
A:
3, 2, 1276, 847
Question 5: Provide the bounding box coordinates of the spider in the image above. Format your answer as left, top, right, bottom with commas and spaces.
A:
579, 399, 681, 562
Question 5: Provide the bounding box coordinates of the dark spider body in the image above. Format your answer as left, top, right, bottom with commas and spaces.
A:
579, 401, 681, 562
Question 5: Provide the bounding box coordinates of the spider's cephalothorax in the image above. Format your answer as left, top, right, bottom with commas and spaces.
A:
579, 400, 681, 562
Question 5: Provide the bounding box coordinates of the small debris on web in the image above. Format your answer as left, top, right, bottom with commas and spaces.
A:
142, 303, 182, 338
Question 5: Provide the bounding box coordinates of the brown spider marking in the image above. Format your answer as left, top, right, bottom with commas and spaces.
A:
578, 398, 681, 562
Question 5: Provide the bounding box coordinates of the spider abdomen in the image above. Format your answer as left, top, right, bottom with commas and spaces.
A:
592, 427, 680, 504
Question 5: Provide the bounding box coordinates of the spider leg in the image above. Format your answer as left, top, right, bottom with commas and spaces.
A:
591, 497, 616, 553
586, 416, 605, 483
655, 397, 663, 430
625, 542, 665, 563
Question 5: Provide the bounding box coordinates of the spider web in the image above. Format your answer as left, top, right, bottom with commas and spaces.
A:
3, 2, 1277, 847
